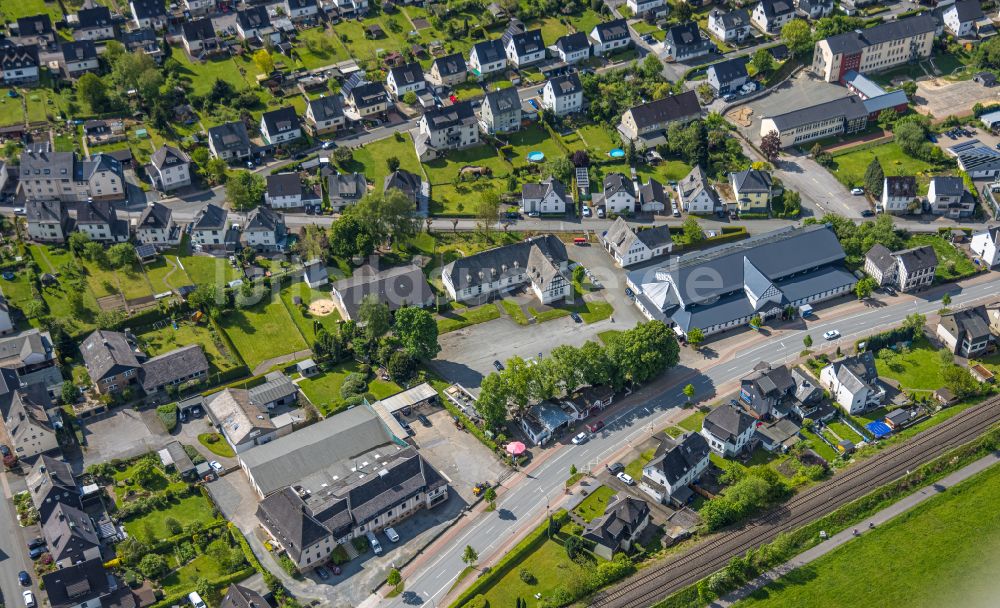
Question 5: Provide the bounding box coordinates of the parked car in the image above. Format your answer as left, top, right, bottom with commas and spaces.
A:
861, 209, 875, 217
597, 207, 606, 218
493, 360, 504, 371
850, 187, 864, 195
188, 592, 206, 608
13, 207, 24, 215
27, 537, 45, 550
607, 462, 624, 475
316, 566, 330, 580
209, 461, 223, 473
823, 329, 841, 340
366, 531, 383, 555
570, 312, 582, 323
18, 571, 30, 586
582, 205, 592, 217
321, 140, 336, 150
28, 546, 46, 560
624, 287, 634, 298
571, 432, 589, 445
23, 590, 35, 608
417, 413, 431, 427
616, 472, 635, 485
385, 527, 400, 542
672, 203, 680, 217
0, 444, 9, 457
528, 210, 540, 218
587, 420, 605, 433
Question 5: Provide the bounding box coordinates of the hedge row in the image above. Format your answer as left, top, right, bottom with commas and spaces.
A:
148, 567, 256, 608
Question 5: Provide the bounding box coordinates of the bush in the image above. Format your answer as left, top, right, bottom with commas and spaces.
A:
156, 404, 178, 432
165, 517, 183, 536
137, 553, 169, 580
519, 568, 536, 584
340, 373, 367, 398
466, 596, 490, 608
278, 553, 300, 578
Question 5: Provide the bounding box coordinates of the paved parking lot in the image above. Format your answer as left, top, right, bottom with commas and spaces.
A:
735, 72, 851, 142
915, 78, 1000, 119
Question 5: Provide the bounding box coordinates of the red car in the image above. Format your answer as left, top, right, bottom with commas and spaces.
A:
587, 420, 605, 433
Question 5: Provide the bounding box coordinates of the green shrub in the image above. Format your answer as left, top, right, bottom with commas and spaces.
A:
156, 403, 178, 432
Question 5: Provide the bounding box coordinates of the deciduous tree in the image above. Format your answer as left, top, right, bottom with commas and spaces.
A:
393, 307, 440, 359
760, 130, 781, 162
226, 170, 266, 210
863, 157, 884, 198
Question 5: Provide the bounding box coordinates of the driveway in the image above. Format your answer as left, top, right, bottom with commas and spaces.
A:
408, 409, 507, 502
914, 78, 999, 119
75, 408, 169, 468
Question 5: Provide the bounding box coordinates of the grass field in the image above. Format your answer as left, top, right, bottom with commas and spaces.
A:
161, 553, 227, 597
423, 143, 511, 184
637, 159, 694, 184
737, 462, 1000, 608
342, 133, 422, 191
429, 179, 506, 215
902, 234, 977, 282
198, 433, 236, 458
573, 124, 619, 152
142, 256, 186, 294
0, 92, 24, 127
218, 297, 308, 369
293, 26, 349, 69
138, 322, 242, 375
504, 124, 566, 168
177, 251, 241, 288
573, 485, 616, 523
279, 283, 342, 341
297, 361, 402, 416
800, 429, 838, 462
0, 0, 62, 25
123, 493, 220, 542
437, 302, 501, 333
172, 50, 259, 95
113, 460, 188, 501
828, 141, 939, 189
874, 337, 946, 392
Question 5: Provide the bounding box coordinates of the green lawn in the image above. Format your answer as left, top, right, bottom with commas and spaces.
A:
637, 160, 694, 184
737, 462, 1000, 608
503, 124, 566, 169
422, 143, 511, 184
279, 283, 342, 341
0, 92, 24, 127
293, 26, 349, 69
573, 124, 618, 152
297, 361, 402, 416
143, 256, 187, 294
176, 252, 241, 288
430, 179, 507, 215
198, 433, 236, 458
218, 297, 308, 369
902, 234, 977, 282
800, 429, 839, 462
827, 420, 863, 443
598, 330, 622, 345
341, 133, 422, 192
437, 302, 501, 334
161, 553, 227, 597
874, 337, 946, 392
0, 0, 63, 23
138, 322, 242, 375
172, 50, 260, 95
678, 409, 707, 433
573, 485, 616, 523
123, 493, 220, 542
828, 141, 939, 189
113, 460, 187, 501
625, 447, 657, 481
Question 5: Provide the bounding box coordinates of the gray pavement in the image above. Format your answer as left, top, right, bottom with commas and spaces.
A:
0, 472, 35, 608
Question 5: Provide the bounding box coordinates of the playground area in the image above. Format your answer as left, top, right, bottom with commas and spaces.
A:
308, 299, 337, 317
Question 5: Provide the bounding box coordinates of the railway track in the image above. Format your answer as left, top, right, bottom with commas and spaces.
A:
592, 395, 1000, 608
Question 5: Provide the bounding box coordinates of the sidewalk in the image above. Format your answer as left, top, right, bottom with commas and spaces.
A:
709, 451, 1000, 607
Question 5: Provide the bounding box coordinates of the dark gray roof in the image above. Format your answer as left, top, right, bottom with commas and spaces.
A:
257, 487, 329, 562
61, 40, 97, 62
666, 22, 704, 47
220, 584, 270, 608
484, 87, 521, 116
510, 28, 544, 56
28, 455, 80, 520
307, 96, 344, 122
758, 0, 794, 18
17, 14, 52, 35
522, 177, 569, 203
236, 6, 271, 31
703, 404, 755, 443
744, 360, 795, 397
865, 243, 896, 273
249, 371, 298, 406
708, 57, 748, 84
626, 90, 701, 129
0, 44, 39, 70
287, 0, 316, 9
645, 432, 709, 486
44, 502, 100, 563
261, 106, 300, 136
140, 345, 208, 392
635, 224, 673, 249
639, 178, 668, 208
443, 234, 567, 292
245, 206, 284, 233
131, 0, 167, 19
939, 305, 992, 343
267, 172, 302, 198
432, 53, 466, 77
950, 0, 984, 23
383, 169, 422, 199
150, 145, 188, 170
331, 264, 434, 320
138, 202, 171, 230
182, 17, 215, 41
556, 31, 590, 53
388, 62, 424, 87
76, 200, 120, 227
767, 95, 867, 131
931, 175, 965, 197
823, 14, 937, 55
347, 82, 388, 108
731, 168, 772, 193
0, 329, 54, 369
80, 330, 140, 381
592, 18, 630, 43
546, 73, 582, 98
604, 172, 635, 198
422, 101, 476, 132
26, 199, 66, 224
583, 494, 649, 549
710, 8, 750, 29
208, 122, 252, 153
42, 558, 111, 608
76, 6, 113, 29
192, 203, 227, 231
328, 172, 367, 202
884, 175, 917, 199
471, 39, 506, 64
894, 245, 938, 273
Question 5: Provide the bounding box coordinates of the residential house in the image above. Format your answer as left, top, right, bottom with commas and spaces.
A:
751, 0, 796, 33
130, 0, 168, 30
707, 57, 749, 95
304, 96, 345, 136
427, 53, 467, 87
880, 175, 918, 214
542, 73, 583, 116
640, 432, 710, 506
383, 169, 423, 206
602, 217, 673, 267
480, 87, 522, 133
303, 259, 329, 289
708, 9, 752, 44
863, 243, 938, 291
237, 7, 277, 43
664, 22, 716, 62
628, 0, 668, 18
122, 28, 164, 63
520, 401, 572, 445
260, 107, 303, 146
220, 585, 270, 608
42, 558, 124, 608
330, 264, 435, 321
185, 0, 216, 16
504, 24, 546, 67
208, 122, 253, 162
19, 147, 125, 203
1, 382, 58, 459
521, 177, 571, 214
327, 173, 368, 212
0, 45, 40, 85
626, 224, 857, 337
0, 329, 61, 391
136, 202, 181, 247
583, 495, 651, 560
820, 352, 886, 414
80, 330, 140, 394
562, 386, 615, 419
971, 227, 1000, 267
386, 62, 426, 99
242, 206, 286, 252
468, 39, 507, 78
43, 502, 101, 567
140, 344, 209, 394
590, 19, 631, 56
638, 178, 669, 212
553, 32, 591, 64
59, 41, 99, 78
343, 82, 390, 119
618, 90, 701, 147
729, 168, 773, 212
796, 0, 833, 19
285, 0, 319, 21
75, 200, 129, 242
189, 203, 230, 250
72, 6, 115, 42
26, 200, 71, 243
756, 417, 802, 453
677, 165, 718, 214
943, 0, 984, 37
812, 14, 937, 83
0, 303, 11, 337
206, 388, 279, 453
739, 360, 795, 418
16, 15, 55, 48
414, 101, 479, 161
927, 176, 975, 218
442, 234, 571, 304
147, 145, 192, 192
936, 305, 994, 357
701, 404, 756, 457
266, 173, 304, 209
759, 95, 869, 148
182, 18, 220, 56
602, 173, 637, 214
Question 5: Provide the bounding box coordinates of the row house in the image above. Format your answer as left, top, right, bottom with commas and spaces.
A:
26, 200, 71, 244
136, 202, 181, 248
71, 6, 116, 42
864, 243, 938, 292
60, 41, 99, 79
20, 146, 126, 203
414, 102, 479, 162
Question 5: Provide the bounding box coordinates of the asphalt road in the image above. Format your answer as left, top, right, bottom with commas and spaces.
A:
380, 273, 1000, 608
0, 473, 36, 608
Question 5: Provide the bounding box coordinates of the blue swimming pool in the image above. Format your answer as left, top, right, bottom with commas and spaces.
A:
527, 151, 545, 162
609, 148, 625, 158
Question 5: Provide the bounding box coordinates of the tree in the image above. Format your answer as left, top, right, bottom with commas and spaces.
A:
107, 243, 137, 269
682, 216, 703, 244
542, 155, 574, 183
329, 215, 378, 258
604, 321, 680, 389
901, 80, 918, 100
61, 380, 78, 405
777, 190, 801, 217
475, 188, 501, 235
942, 292, 952, 308
204, 158, 228, 186
877, 108, 899, 130
402, 91, 418, 105
333, 146, 354, 166
165, 517, 183, 535
641, 53, 663, 79
68, 231, 91, 255
903, 313, 926, 339
78, 72, 109, 112
803, 334, 813, 348
751, 48, 774, 76
781, 19, 812, 56
387, 349, 416, 381
854, 276, 876, 300
386, 156, 400, 173
22, 300, 46, 320
476, 373, 509, 430
137, 553, 169, 580
943, 365, 980, 399
749, 314, 763, 330
358, 294, 391, 339
253, 49, 275, 75
863, 157, 884, 198
393, 307, 440, 359
683, 384, 695, 402
132, 459, 161, 489
195, 578, 213, 602
226, 170, 266, 210
564, 534, 584, 560
346, 189, 418, 243
483, 486, 497, 510
387, 568, 403, 591
687, 327, 705, 349
462, 545, 479, 568
760, 130, 781, 162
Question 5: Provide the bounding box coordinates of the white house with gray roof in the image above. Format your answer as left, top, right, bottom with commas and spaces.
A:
677, 166, 718, 214
147, 145, 191, 192
414, 101, 479, 161
427, 53, 467, 87
442, 235, 570, 304
864, 244, 937, 292
542, 73, 583, 116
820, 352, 885, 414
208, 122, 253, 162
480, 87, 522, 133
701, 404, 756, 457
751, 0, 795, 33
707, 57, 749, 95
503, 21, 546, 67
708, 8, 751, 44
20, 146, 125, 203
590, 19, 631, 56
927, 176, 974, 218
242, 206, 286, 252
305, 96, 345, 135
26, 200, 70, 243
468, 39, 507, 78
386, 62, 426, 99
602, 217, 673, 267
553, 32, 591, 64
260, 106, 302, 146
327, 173, 368, 212
75, 200, 128, 242
521, 177, 571, 214
136, 202, 180, 247
971, 227, 1000, 267
602, 173, 636, 214
640, 432, 710, 506
190, 203, 230, 249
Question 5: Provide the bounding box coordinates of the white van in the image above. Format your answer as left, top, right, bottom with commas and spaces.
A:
366, 531, 383, 555
188, 592, 207, 608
